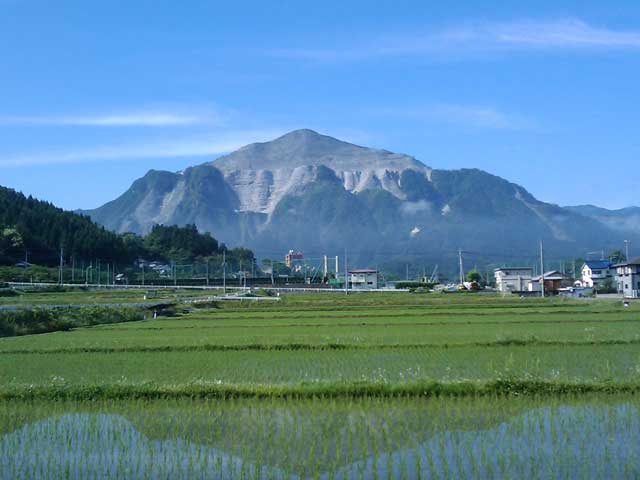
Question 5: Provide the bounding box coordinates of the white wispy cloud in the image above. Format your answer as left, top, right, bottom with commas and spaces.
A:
487, 19, 640, 48
0, 129, 287, 168
429, 105, 533, 130
370, 104, 533, 131
268, 19, 640, 61
0, 110, 221, 127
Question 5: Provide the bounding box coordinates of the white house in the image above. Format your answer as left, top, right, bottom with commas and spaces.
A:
348, 269, 378, 289
581, 260, 614, 288
494, 267, 533, 293
614, 257, 640, 298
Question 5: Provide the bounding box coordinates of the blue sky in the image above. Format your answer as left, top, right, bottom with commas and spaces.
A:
1, 0, 639, 210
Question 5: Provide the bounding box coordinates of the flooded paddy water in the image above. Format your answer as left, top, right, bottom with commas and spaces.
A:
1, 395, 639, 479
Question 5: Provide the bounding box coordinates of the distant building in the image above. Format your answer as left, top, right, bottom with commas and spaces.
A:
494, 267, 533, 293
613, 257, 640, 298
529, 271, 572, 295
348, 269, 378, 289
581, 260, 614, 288
285, 250, 304, 268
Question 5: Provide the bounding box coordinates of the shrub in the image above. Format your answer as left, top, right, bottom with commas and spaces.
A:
0, 306, 144, 337
191, 300, 220, 309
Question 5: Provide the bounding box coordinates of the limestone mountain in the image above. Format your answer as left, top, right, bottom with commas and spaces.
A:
84, 129, 635, 271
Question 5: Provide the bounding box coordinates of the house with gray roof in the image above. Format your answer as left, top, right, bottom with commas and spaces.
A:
613, 257, 640, 298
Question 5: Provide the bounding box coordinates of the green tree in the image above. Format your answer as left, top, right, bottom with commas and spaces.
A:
467, 270, 481, 283
0, 227, 23, 256
143, 224, 219, 261
609, 250, 627, 264
597, 277, 616, 294
261, 259, 291, 277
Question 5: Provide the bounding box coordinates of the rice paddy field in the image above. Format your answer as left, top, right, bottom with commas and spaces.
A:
1, 290, 640, 478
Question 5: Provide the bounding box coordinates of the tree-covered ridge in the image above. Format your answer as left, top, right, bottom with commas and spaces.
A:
0, 186, 254, 268
144, 224, 219, 260
0, 186, 134, 265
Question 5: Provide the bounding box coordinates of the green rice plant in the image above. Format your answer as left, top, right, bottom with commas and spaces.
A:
0, 293, 639, 477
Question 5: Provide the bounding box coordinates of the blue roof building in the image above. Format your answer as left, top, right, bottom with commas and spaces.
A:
581, 260, 614, 288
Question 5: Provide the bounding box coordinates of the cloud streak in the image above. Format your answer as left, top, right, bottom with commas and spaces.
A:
0, 110, 220, 127
370, 104, 534, 131
268, 19, 640, 62
0, 129, 287, 168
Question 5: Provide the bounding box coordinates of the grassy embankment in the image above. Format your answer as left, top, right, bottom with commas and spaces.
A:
0, 306, 145, 337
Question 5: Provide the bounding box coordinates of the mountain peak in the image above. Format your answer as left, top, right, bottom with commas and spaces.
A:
213, 129, 428, 173
278, 128, 322, 138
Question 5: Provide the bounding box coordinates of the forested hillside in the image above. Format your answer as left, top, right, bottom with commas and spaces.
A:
0, 186, 254, 268
0, 186, 134, 265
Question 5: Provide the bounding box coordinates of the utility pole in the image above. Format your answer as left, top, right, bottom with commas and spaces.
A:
58, 247, 64, 285
205, 260, 210, 287
406, 263, 409, 281
83, 262, 93, 286
323, 255, 329, 283
97, 259, 101, 287
344, 248, 348, 295
458, 249, 464, 286
71, 257, 75, 283
23, 249, 28, 282
270, 259, 274, 286
173, 262, 177, 286
624, 240, 630, 261
141, 263, 145, 286
222, 251, 227, 294
540, 240, 545, 298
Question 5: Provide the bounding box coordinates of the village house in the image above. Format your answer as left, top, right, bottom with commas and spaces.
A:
614, 257, 640, 298
348, 269, 378, 289
580, 260, 614, 288
494, 267, 533, 293
529, 271, 572, 295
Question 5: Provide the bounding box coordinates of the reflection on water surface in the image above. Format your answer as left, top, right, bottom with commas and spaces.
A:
1, 400, 638, 479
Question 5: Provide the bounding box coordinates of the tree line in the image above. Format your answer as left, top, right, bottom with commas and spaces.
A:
0, 186, 255, 268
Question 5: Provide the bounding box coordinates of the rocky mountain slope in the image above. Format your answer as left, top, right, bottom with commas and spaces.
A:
213, 129, 430, 214
84, 130, 636, 269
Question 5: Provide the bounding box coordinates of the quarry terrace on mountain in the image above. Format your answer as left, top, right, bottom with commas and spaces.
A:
83, 129, 637, 271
